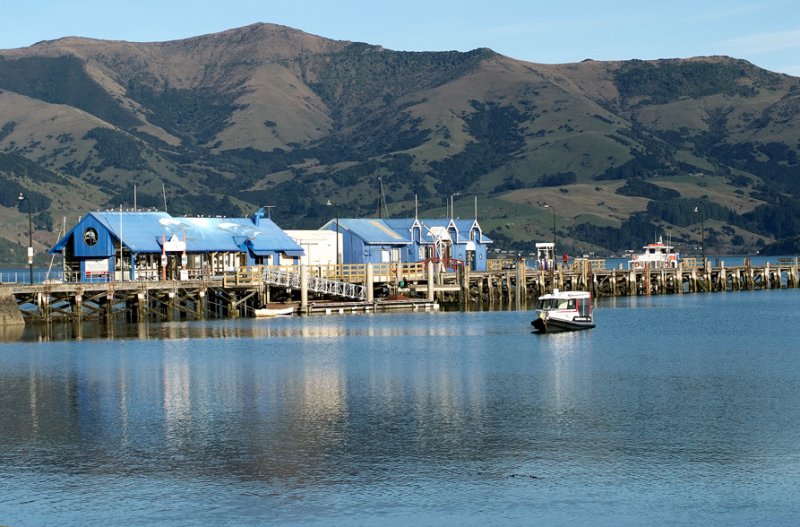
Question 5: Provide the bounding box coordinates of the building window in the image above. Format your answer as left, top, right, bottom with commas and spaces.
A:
83, 227, 98, 246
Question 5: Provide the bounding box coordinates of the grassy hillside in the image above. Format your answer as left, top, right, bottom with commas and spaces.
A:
1, 24, 799, 265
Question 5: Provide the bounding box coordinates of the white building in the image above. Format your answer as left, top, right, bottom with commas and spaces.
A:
284, 230, 341, 266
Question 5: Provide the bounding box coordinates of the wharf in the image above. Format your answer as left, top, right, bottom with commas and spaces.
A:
1, 257, 797, 324
469, 256, 800, 304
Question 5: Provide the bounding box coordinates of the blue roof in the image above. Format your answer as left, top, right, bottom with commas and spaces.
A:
383, 218, 417, 235
239, 217, 305, 255
328, 219, 410, 245
52, 211, 304, 254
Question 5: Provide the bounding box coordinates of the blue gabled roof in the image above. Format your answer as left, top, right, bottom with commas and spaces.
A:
50, 211, 174, 253
97, 211, 191, 252
239, 217, 304, 255
383, 218, 417, 236
327, 219, 410, 245
52, 211, 304, 255
352, 217, 493, 244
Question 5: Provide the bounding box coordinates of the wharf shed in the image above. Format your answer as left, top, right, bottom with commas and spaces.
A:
50, 208, 304, 282
320, 218, 410, 265
320, 217, 492, 270
384, 218, 492, 271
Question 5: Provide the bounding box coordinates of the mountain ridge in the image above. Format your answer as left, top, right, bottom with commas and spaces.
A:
1, 23, 799, 265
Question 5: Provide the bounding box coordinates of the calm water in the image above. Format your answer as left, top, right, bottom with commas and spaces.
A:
2, 290, 800, 526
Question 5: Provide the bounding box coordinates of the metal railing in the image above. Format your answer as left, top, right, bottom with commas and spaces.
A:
262, 266, 366, 300
0, 269, 64, 284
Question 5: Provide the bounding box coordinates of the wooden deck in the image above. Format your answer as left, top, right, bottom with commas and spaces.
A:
1, 258, 798, 324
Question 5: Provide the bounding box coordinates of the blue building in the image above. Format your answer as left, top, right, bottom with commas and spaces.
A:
322, 217, 492, 271
50, 208, 304, 282
319, 218, 410, 265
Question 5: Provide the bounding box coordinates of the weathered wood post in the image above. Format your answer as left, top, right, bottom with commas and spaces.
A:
300, 265, 309, 313
137, 292, 146, 321
366, 262, 374, 303
74, 294, 83, 322
107, 291, 117, 320
169, 291, 178, 320
515, 261, 525, 309
463, 259, 472, 305
197, 290, 206, 319
37, 292, 50, 322
426, 260, 435, 301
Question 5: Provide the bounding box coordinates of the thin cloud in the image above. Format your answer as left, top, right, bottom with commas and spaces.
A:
721, 28, 800, 55
680, 4, 772, 24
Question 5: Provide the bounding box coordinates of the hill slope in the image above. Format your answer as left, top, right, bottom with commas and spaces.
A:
1, 23, 800, 264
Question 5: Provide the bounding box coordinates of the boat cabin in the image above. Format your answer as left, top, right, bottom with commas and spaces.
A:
628, 236, 679, 269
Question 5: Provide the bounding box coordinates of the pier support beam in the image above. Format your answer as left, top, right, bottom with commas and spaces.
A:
366, 263, 374, 303
197, 290, 206, 319
300, 265, 309, 313
426, 260, 435, 301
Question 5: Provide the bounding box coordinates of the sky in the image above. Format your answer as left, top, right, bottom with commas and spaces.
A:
3, 0, 800, 76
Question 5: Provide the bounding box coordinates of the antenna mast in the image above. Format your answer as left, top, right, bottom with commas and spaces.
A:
377, 177, 389, 218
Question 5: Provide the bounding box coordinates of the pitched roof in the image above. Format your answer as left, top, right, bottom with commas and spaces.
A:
52, 211, 304, 254
332, 219, 410, 245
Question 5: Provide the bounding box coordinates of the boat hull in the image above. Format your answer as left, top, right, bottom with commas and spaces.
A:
254, 306, 294, 317
531, 315, 595, 333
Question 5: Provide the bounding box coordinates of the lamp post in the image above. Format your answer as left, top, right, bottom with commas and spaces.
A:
543, 203, 557, 286
18, 193, 33, 284
544, 204, 556, 249
544, 203, 556, 269
693, 206, 705, 266
326, 200, 339, 267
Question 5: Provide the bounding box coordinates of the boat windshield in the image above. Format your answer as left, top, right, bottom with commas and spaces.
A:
538, 298, 576, 310
538, 296, 592, 315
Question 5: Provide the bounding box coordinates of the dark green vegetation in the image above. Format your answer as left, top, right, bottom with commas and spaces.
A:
0, 56, 139, 128
1, 24, 800, 264
614, 60, 766, 105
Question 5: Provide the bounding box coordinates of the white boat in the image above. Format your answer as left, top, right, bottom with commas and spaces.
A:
254, 306, 294, 317
628, 236, 679, 270
531, 289, 595, 333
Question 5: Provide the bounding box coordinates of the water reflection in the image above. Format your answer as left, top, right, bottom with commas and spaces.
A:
2, 308, 538, 343
2, 312, 523, 485
3, 294, 800, 526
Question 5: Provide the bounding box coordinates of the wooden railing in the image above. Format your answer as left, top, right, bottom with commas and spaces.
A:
681, 257, 700, 268
223, 262, 429, 286
487, 258, 518, 271
571, 258, 606, 272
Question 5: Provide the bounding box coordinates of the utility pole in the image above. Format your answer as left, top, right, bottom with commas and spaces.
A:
18, 193, 33, 284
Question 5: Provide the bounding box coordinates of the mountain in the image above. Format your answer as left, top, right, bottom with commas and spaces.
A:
2, 22, 800, 265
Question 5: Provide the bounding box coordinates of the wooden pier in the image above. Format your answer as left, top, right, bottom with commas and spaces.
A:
1, 257, 798, 324
463, 256, 800, 304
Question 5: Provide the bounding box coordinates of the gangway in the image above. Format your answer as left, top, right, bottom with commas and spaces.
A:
262, 267, 367, 300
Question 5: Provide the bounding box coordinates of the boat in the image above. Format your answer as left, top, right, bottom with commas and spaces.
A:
531, 289, 595, 333
628, 236, 679, 269
254, 306, 294, 317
